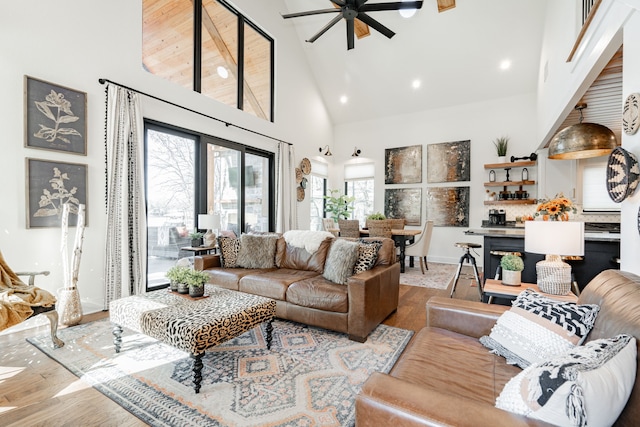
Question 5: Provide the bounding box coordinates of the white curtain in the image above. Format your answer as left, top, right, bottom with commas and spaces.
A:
275, 141, 297, 232
104, 84, 146, 307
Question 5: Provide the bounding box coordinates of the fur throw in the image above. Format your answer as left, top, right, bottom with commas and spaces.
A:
283, 230, 335, 254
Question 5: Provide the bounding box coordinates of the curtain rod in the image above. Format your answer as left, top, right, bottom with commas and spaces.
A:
98, 78, 292, 146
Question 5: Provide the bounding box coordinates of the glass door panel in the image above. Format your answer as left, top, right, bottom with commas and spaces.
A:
244, 153, 270, 233
145, 127, 196, 289
206, 144, 241, 236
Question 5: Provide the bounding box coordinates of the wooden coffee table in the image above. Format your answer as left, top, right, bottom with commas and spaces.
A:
109, 284, 276, 393
483, 279, 578, 304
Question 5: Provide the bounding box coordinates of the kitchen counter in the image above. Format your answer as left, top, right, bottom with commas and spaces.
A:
465, 228, 621, 242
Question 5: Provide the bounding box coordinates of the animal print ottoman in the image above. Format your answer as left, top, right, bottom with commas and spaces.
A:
109, 284, 276, 393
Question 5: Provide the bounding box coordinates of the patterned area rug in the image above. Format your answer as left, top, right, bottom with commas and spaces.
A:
28, 318, 412, 427
400, 262, 476, 289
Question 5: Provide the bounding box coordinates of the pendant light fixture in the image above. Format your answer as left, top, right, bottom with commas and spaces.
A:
548, 103, 617, 160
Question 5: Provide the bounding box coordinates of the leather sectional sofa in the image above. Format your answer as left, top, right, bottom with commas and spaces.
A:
356, 269, 640, 426
194, 235, 399, 342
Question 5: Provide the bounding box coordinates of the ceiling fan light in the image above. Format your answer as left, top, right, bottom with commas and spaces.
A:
399, 9, 417, 18
548, 123, 618, 160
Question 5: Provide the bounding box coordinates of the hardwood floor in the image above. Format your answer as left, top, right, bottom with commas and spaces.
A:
0, 275, 480, 426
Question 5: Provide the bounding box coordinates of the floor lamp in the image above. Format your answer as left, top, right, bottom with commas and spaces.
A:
524, 221, 584, 295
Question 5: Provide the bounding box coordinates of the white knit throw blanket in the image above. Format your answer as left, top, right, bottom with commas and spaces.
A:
283, 230, 335, 254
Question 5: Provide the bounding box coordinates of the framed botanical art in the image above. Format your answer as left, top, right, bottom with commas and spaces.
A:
384, 188, 422, 226
24, 75, 87, 155
26, 158, 87, 228
385, 145, 422, 184
427, 140, 470, 183
426, 186, 470, 227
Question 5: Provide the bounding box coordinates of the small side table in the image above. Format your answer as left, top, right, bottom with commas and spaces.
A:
180, 245, 217, 256
483, 279, 578, 304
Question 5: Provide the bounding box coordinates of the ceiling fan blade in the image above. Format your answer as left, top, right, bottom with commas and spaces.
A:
330, 0, 346, 6
356, 12, 395, 39
282, 8, 340, 19
347, 18, 355, 50
306, 14, 343, 43
436, 0, 456, 13
359, 1, 423, 12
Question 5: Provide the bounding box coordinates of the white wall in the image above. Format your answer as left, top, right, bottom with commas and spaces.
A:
0, 0, 333, 312
333, 93, 538, 265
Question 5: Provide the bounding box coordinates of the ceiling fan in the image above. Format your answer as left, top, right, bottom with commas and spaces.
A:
282, 0, 426, 50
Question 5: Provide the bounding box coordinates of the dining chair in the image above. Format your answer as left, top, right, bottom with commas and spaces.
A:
388, 218, 405, 230
367, 219, 393, 239
404, 220, 434, 274
337, 219, 360, 238
322, 218, 338, 236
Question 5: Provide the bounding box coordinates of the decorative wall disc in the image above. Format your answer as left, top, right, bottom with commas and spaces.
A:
300, 158, 312, 175
295, 167, 303, 184
296, 186, 305, 202
606, 146, 640, 203
623, 93, 640, 135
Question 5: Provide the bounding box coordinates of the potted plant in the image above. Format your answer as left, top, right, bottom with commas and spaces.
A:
166, 265, 190, 292
324, 189, 355, 221
493, 136, 509, 162
365, 212, 386, 229
189, 231, 204, 247
184, 269, 209, 298
500, 254, 524, 286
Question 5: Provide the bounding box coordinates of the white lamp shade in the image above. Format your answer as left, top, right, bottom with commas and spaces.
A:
198, 214, 220, 230
524, 221, 585, 256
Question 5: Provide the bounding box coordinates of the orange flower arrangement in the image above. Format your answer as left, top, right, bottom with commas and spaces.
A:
534, 194, 577, 221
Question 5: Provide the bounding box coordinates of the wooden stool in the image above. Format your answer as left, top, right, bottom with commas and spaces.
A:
450, 242, 483, 300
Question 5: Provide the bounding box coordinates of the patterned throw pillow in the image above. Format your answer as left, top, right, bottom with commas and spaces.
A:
323, 239, 359, 285
480, 289, 600, 368
218, 236, 240, 268
353, 241, 382, 275
497, 334, 636, 427
236, 234, 278, 269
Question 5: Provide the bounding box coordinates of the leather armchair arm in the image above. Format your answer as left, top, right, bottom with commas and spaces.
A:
426, 296, 508, 339
356, 372, 552, 427
194, 254, 221, 271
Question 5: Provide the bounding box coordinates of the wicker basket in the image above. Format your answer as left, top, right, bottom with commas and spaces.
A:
536, 255, 571, 295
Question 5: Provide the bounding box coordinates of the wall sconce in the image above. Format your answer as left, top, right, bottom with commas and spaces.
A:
352, 147, 361, 157
319, 145, 332, 156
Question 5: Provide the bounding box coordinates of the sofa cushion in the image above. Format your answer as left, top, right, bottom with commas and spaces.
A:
286, 276, 349, 313
497, 334, 636, 427
218, 236, 240, 268
480, 289, 600, 369
353, 240, 382, 275
239, 269, 320, 301
391, 327, 522, 406
202, 267, 273, 291
275, 236, 332, 274
323, 239, 359, 285
236, 234, 278, 269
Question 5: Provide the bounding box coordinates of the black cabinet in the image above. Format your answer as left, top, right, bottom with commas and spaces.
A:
483, 236, 619, 290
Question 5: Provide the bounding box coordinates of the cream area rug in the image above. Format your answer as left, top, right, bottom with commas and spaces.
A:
400, 262, 477, 289
28, 318, 412, 427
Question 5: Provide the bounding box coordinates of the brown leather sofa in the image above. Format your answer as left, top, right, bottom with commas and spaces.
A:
356, 269, 640, 426
194, 236, 400, 342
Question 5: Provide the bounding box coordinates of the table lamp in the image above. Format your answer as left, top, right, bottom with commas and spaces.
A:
524, 221, 584, 295
198, 213, 220, 247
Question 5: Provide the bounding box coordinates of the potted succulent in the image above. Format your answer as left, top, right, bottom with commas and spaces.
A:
184, 269, 209, 298
365, 212, 386, 229
166, 265, 190, 292
493, 136, 509, 162
500, 254, 524, 286
189, 231, 204, 247
324, 189, 355, 221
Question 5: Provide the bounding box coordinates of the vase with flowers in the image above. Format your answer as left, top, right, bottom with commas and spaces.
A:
534, 194, 577, 221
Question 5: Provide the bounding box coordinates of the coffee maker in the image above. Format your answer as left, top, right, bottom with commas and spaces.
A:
488, 209, 506, 226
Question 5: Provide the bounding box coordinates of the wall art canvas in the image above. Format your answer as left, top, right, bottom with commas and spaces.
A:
24, 76, 87, 155
427, 140, 470, 183
26, 158, 87, 228
384, 188, 422, 226
426, 186, 470, 227
385, 145, 422, 184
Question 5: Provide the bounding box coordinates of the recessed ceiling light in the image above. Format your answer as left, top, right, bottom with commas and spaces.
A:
412, 79, 421, 89
217, 66, 229, 79
340, 95, 348, 104
499, 59, 512, 71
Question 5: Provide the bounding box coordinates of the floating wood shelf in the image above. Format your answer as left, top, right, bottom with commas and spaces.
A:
484, 160, 536, 169
484, 199, 537, 205
484, 180, 536, 187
